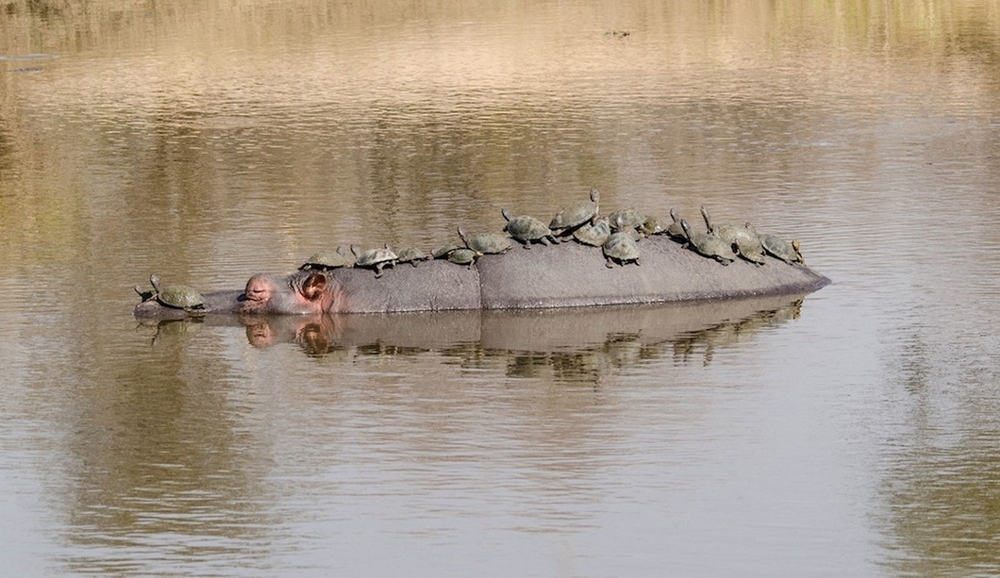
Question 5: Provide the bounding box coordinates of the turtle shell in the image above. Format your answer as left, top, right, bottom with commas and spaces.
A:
573, 218, 611, 247
680, 220, 734, 265
397, 247, 430, 265
761, 235, 804, 265
715, 223, 766, 265
432, 244, 462, 259
352, 245, 398, 267
299, 247, 350, 271
640, 215, 665, 236
459, 228, 512, 254
549, 188, 600, 232
447, 247, 481, 267
602, 232, 640, 267
149, 275, 206, 311
351, 244, 398, 278
608, 207, 646, 232
501, 209, 556, 247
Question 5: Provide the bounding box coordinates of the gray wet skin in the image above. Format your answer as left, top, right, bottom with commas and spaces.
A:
134, 235, 829, 319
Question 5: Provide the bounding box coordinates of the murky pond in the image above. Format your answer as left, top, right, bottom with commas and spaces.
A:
3, 0, 1000, 575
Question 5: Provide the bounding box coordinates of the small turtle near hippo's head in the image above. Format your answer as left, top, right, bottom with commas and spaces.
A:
138, 274, 207, 312
396, 247, 430, 267
761, 235, 805, 265
457, 227, 512, 255
299, 246, 351, 271
602, 232, 641, 268
351, 244, 398, 278
680, 219, 735, 265
549, 188, 600, 236
501, 208, 558, 248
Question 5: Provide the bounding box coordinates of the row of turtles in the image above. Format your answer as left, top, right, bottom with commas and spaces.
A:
136, 193, 805, 312
300, 189, 805, 277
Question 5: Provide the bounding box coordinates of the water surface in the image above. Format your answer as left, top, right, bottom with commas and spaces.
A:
2, 1, 1000, 576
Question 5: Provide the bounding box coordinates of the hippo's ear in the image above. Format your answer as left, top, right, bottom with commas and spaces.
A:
302, 272, 327, 301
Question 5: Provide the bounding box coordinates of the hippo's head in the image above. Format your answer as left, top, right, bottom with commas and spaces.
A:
241, 271, 342, 315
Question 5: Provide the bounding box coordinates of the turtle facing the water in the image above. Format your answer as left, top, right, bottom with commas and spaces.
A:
761, 235, 805, 265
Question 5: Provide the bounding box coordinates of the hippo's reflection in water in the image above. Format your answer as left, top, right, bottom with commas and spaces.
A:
139, 294, 810, 382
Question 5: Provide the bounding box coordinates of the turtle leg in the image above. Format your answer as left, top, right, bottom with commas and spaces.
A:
605, 257, 615, 269
522, 241, 532, 249
374, 264, 384, 278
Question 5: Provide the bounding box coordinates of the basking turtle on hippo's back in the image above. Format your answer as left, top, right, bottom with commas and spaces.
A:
135, 274, 207, 313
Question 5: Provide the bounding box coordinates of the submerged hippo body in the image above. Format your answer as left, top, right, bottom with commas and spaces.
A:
133, 236, 830, 319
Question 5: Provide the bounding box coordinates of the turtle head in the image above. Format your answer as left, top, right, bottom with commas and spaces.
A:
350, 245, 361, 258
700, 206, 713, 232
590, 188, 600, 203
680, 219, 693, 237
501, 208, 513, 222
457, 226, 469, 246
670, 208, 680, 222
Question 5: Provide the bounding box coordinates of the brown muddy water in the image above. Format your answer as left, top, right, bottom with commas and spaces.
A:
2, 1, 1000, 576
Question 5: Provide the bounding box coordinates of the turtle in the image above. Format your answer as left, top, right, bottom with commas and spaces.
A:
573, 217, 612, 247
680, 219, 735, 265
665, 208, 688, 243
396, 247, 431, 267
137, 274, 207, 312
501, 208, 558, 248
446, 247, 482, 269
350, 244, 398, 278
608, 207, 646, 234
761, 235, 805, 265
700, 206, 766, 266
432, 244, 463, 259
639, 215, 665, 236
457, 227, 512, 255
602, 232, 641, 268
299, 246, 351, 271
549, 188, 600, 237
610, 213, 643, 241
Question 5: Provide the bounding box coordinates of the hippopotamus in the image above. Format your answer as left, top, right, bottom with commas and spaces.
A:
133, 235, 830, 319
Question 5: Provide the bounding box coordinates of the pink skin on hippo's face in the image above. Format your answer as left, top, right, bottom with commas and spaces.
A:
241, 272, 340, 315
